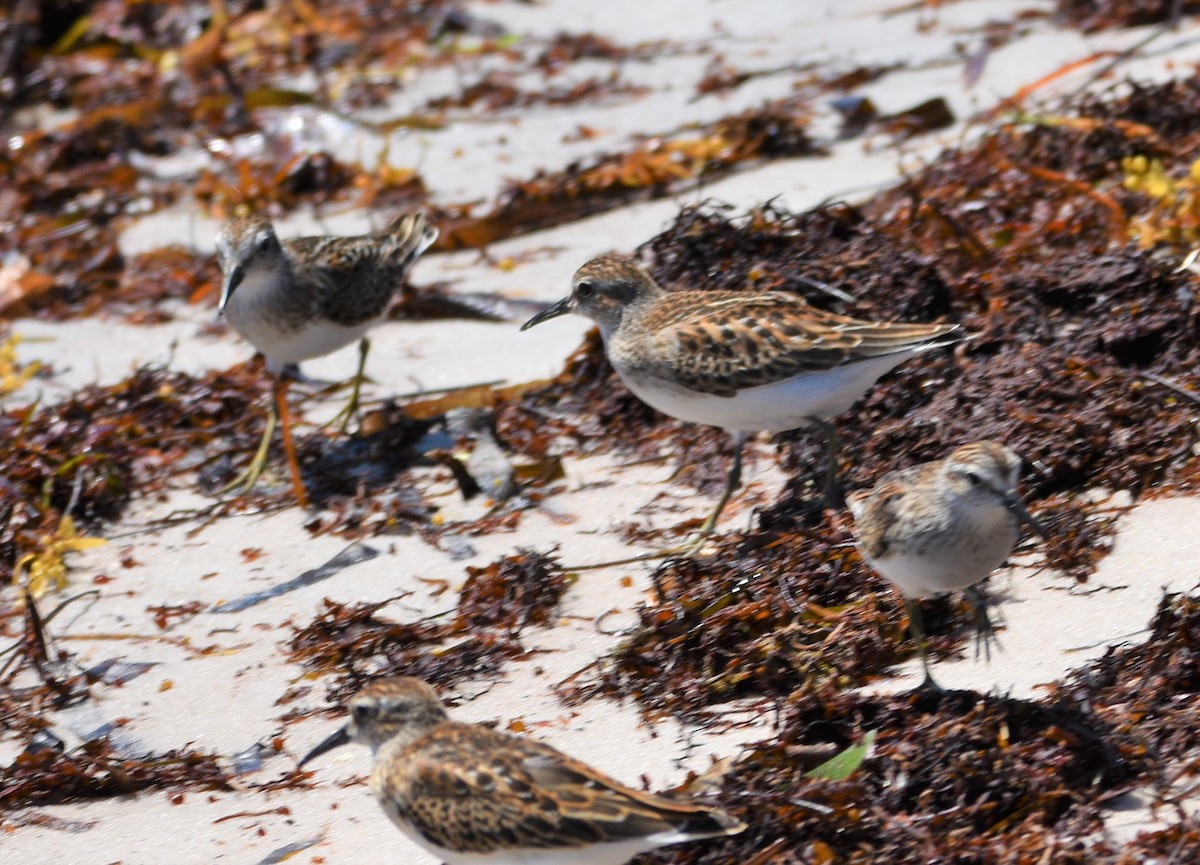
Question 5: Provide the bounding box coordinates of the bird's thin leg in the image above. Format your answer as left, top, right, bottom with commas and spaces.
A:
555, 432, 748, 570
221, 382, 279, 496
696, 431, 746, 537
963, 585, 998, 662
329, 337, 370, 434
905, 596, 944, 692
275, 378, 310, 508
806, 416, 841, 505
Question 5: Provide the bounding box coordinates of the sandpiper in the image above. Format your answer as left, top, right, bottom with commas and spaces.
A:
847, 440, 1048, 688
215, 213, 437, 501
521, 255, 964, 538
299, 677, 745, 865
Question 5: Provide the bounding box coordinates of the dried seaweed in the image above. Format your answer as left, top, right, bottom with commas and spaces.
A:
1, 593, 234, 809
533, 31, 668, 73
1054, 591, 1200, 770
457, 549, 569, 633
0, 740, 232, 809
435, 98, 822, 250
1057, 0, 1200, 32
423, 70, 647, 113
0, 365, 272, 592
661, 686, 1138, 865
0, 3, 512, 322
1099, 820, 1200, 861
657, 588, 1200, 864
0, 2, 825, 330
288, 549, 567, 704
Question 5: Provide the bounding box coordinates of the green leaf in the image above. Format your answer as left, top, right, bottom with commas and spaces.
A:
805, 730, 877, 781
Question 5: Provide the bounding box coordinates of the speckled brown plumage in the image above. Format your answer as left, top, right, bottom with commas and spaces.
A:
299, 678, 743, 865
521, 254, 965, 537
526, 255, 963, 398
383, 722, 734, 853
212, 212, 438, 496
215, 212, 437, 368
848, 441, 1031, 569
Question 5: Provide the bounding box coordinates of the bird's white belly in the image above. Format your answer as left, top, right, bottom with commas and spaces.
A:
863, 510, 1019, 598
257, 318, 374, 370
618, 352, 917, 433
415, 840, 659, 865
225, 298, 375, 370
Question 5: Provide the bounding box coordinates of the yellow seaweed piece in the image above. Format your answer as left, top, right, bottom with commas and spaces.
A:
13, 516, 106, 599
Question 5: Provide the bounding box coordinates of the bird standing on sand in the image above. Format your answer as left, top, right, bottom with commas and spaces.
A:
522, 255, 964, 545
847, 440, 1048, 689
215, 213, 438, 503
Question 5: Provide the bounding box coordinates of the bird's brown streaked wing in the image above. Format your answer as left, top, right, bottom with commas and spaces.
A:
646, 292, 962, 397
285, 229, 426, 327
519, 746, 743, 838
850, 482, 906, 559
382, 212, 438, 264
849, 464, 927, 558
388, 729, 739, 854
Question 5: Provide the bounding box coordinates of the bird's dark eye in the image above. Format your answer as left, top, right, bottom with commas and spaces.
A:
576, 280, 594, 298
352, 703, 372, 723
964, 471, 983, 487
256, 234, 275, 253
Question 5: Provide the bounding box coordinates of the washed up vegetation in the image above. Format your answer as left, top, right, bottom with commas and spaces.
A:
434, 97, 821, 249
0, 588, 239, 810
1057, 0, 1200, 31
1, 740, 232, 810
0, 0, 831, 326
666, 590, 1200, 864
4, 3, 1200, 859
286, 548, 566, 706
0, 366, 268, 594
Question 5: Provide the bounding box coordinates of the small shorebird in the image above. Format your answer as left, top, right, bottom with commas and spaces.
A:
522, 255, 964, 541
215, 213, 437, 503
299, 677, 745, 865
847, 440, 1048, 689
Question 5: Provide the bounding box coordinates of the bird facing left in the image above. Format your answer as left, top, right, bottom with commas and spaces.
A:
213, 213, 437, 501
299, 677, 746, 865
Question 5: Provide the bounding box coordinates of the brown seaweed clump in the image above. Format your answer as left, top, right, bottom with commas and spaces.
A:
663, 687, 1137, 865
287, 549, 568, 705
669, 590, 1200, 864
1057, 0, 1200, 32
1, 740, 232, 810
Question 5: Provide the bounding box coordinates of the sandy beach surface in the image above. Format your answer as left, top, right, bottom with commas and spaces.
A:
4, 1, 1200, 863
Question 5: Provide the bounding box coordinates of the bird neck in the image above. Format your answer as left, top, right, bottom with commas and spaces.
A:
604, 288, 662, 341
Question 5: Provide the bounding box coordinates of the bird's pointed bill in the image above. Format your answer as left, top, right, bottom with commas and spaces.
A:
520, 296, 573, 331
218, 265, 245, 314
1004, 493, 1049, 540
299, 725, 351, 768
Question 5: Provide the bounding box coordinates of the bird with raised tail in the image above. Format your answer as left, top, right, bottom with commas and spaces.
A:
214, 213, 437, 501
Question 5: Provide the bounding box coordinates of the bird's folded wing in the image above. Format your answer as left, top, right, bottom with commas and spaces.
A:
393, 738, 723, 853
849, 465, 925, 558
653, 293, 959, 396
